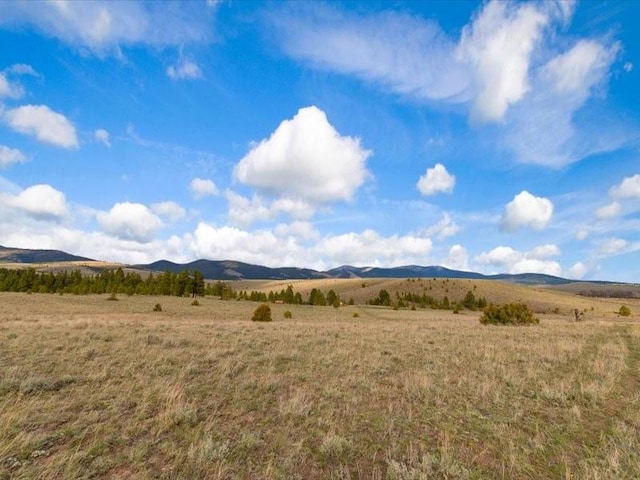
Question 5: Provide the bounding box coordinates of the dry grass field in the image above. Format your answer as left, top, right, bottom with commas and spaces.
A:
1, 288, 639, 479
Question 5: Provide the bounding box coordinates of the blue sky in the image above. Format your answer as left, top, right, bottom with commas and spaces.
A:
0, 0, 639, 282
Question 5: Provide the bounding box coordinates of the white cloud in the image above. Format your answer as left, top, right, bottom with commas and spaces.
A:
543, 40, 613, 96
443, 244, 469, 271
270, 1, 582, 123
568, 261, 587, 279
189, 223, 295, 266
476, 244, 562, 276
151, 201, 186, 222
167, 59, 202, 80
511, 258, 563, 276
476, 245, 521, 269
0, 145, 27, 168
596, 238, 627, 257
504, 39, 621, 167
226, 191, 271, 226
270, 2, 626, 168
424, 213, 459, 239
457, 1, 547, 122
271, 196, 315, 220
234, 106, 371, 204
417, 163, 455, 196
0, 2, 215, 54
528, 244, 561, 259
96, 202, 163, 242
610, 174, 640, 199
94, 128, 111, 147
187, 223, 435, 270
269, 5, 470, 103
4, 104, 79, 149
0, 222, 189, 265
501, 190, 553, 231
0, 64, 38, 99
189, 177, 219, 199
0, 73, 23, 99
623, 62, 633, 73
7, 64, 38, 76
595, 201, 621, 219
273, 221, 319, 241
3, 184, 68, 220
316, 230, 433, 268
226, 191, 315, 227
576, 229, 588, 241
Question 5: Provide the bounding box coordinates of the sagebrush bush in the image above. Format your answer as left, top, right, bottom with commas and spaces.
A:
106, 293, 118, 301
479, 303, 539, 325
252, 304, 272, 322
153, 303, 162, 312
284, 310, 292, 319
191, 299, 200, 306
619, 305, 631, 317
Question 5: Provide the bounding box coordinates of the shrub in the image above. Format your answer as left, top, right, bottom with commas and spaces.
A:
106, 293, 118, 301
191, 299, 200, 306
153, 303, 162, 312
353, 312, 360, 318
284, 310, 292, 319
319, 433, 352, 463
619, 305, 632, 317
480, 303, 539, 326
252, 304, 272, 322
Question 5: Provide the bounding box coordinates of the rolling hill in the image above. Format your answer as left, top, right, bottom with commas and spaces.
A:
0, 244, 619, 285
0, 245, 93, 263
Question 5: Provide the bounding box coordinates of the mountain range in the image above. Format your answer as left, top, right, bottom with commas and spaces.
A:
0, 244, 604, 285
134, 260, 577, 285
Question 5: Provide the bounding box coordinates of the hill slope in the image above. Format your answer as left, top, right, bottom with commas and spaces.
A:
0, 245, 93, 263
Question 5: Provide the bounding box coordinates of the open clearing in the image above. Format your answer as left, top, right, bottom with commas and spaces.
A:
1, 291, 639, 479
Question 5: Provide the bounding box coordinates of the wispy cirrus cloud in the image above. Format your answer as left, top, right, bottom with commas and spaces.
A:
0, 1, 216, 55
267, 3, 470, 103
268, 0, 634, 168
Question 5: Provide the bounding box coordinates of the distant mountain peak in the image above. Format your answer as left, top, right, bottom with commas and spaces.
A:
0, 245, 93, 263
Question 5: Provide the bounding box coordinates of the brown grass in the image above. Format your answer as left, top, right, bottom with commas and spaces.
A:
1, 291, 639, 479
234, 277, 640, 317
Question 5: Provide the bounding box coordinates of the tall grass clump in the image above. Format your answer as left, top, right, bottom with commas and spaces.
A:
480, 302, 539, 325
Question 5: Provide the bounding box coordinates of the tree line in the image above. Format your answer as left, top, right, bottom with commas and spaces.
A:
0, 267, 487, 312
369, 288, 487, 311
0, 267, 210, 297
